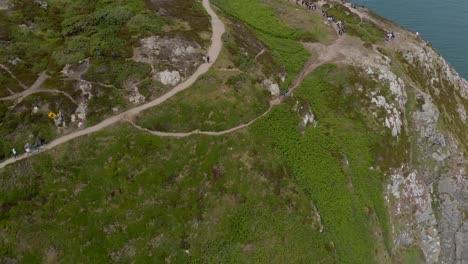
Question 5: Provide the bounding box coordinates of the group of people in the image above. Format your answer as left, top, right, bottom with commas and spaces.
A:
336, 20, 346, 35
11, 137, 46, 158
293, 0, 347, 37
322, 11, 347, 36
296, 0, 317, 11
202, 55, 211, 63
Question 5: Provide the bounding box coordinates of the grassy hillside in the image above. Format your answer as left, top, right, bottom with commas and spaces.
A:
252, 64, 391, 263
0, 65, 391, 263
135, 16, 278, 133
1, 0, 398, 263
1, 124, 337, 262
0, 0, 210, 160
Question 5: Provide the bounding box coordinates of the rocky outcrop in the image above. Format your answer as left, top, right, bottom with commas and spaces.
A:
133, 36, 203, 79
384, 41, 468, 263
155, 70, 181, 86
0, 0, 9, 10
262, 79, 280, 96
386, 168, 441, 263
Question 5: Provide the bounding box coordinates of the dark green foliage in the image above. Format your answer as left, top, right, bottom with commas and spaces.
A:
327, 5, 385, 43
0, 125, 335, 262
251, 64, 391, 262
136, 69, 270, 133
212, 0, 311, 88
84, 59, 151, 87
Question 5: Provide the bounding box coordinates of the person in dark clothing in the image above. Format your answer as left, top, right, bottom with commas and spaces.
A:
207, 56, 210, 63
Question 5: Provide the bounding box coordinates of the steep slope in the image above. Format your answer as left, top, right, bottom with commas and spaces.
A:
0, 0, 467, 263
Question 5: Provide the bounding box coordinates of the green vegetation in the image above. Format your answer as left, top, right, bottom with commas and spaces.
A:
135, 69, 270, 132
326, 4, 385, 43
267, 0, 336, 44
0, 64, 392, 263
0, 0, 211, 161
251, 64, 391, 262
136, 18, 275, 133
212, 0, 313, 88
0, 124, 335, 262
1, 1, 422, 262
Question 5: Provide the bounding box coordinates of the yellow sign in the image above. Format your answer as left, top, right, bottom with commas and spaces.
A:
48, 112, 57, 119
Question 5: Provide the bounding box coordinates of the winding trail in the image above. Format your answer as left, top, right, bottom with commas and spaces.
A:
0, 0, 225, 169
287, 27, 347, 95
127, 99, 280, 138
0, 64, 27, 90
0, 0, 347, 169
0, 71, 48, 101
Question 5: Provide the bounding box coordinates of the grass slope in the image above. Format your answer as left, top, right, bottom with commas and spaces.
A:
212, 0, 314, 89
251, 64, 391, 263
1, 125, 334, 263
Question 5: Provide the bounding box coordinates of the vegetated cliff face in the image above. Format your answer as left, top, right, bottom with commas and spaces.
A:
355, 14, 468, 264
387, 41, 468, 263
309, 2, 468, 262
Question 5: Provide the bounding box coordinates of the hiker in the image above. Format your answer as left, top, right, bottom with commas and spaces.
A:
40, 137, 46, 145
12, 148, 18, 158
337, 21, 343, 28
416, 31, 420, 37
386, 32, 394, 41
33, 140, 41, 152
24, 143, 31, 154
206, 55, 210, 63
202, 55, 206, 63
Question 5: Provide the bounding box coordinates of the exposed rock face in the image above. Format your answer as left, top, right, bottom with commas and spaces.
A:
124, 80, 146, 104
383, 38, 468, 263
262, 79, 280, 96
0, 0, 9, 10
412, 94, 445, 147
133, 36, 203, 79
71, 102, 87, 127
386, 168, 441, 263
155, 70, 181, 86
294, 101, 317, 128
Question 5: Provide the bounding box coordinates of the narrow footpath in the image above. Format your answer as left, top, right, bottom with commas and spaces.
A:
0, 0, 225, 169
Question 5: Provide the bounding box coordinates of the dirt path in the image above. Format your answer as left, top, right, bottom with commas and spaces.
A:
288, 36, 346, 95
0, 71, 48, 101
0, 0, 225, 169
0, 64, 28, 90
127, 99, 280, 138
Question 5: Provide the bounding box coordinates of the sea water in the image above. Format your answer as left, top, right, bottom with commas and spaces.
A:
352, 0, 468, 79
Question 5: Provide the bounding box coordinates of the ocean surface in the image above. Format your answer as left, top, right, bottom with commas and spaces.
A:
352, 0, 468, 79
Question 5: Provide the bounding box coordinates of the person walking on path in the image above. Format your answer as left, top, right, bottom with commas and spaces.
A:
12, 148, 18, 158
24, 143, 31, 154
